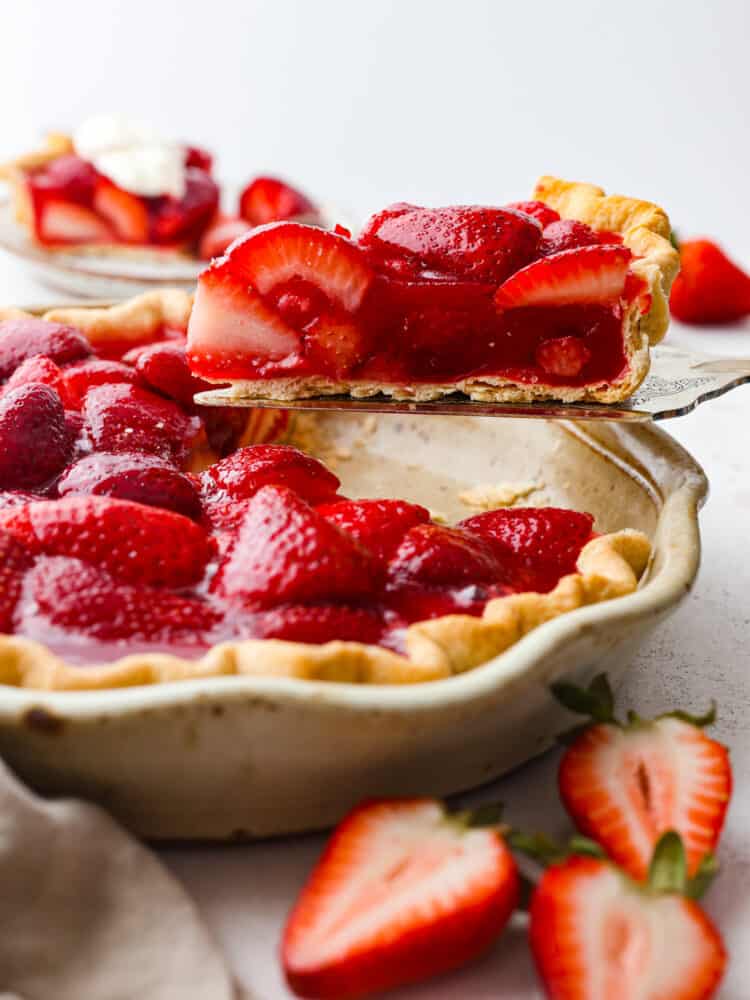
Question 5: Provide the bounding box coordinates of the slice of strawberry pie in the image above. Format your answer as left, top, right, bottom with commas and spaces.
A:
187, 177, 679, 404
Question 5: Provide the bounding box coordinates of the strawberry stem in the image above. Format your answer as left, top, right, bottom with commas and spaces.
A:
647, 832, 719, 899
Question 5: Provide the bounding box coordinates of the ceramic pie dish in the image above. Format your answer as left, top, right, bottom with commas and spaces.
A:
0, 410, 705, 839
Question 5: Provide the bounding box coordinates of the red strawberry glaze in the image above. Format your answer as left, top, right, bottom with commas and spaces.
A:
188, 207, 647, 389
0, 307, 602, 666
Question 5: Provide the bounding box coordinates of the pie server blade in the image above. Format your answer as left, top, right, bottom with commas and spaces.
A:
195, 345, 750, 423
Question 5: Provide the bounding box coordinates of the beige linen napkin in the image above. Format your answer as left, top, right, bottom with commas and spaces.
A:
0, 758, 235, 1000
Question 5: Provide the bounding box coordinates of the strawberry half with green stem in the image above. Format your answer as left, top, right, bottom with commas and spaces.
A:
552, 673, 732, 880
525, 831, 726, 1000
282, 798, 519, 999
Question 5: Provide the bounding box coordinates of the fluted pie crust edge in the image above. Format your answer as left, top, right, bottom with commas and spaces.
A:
0, 530, 651, 690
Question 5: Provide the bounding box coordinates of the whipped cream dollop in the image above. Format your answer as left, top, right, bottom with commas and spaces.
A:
72, 114, 187, 199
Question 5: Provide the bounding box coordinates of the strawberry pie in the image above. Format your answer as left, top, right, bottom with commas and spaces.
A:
187, 177, 679, 403
1, 116, 322, 259
0, 290, 650, 691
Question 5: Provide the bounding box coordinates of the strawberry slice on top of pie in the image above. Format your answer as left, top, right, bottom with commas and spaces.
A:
186, 177, 679, 404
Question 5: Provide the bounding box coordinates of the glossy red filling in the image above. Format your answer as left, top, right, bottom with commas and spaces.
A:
24, 151, 219, 248
188, 201, 646, 390
0, 309, 597, 665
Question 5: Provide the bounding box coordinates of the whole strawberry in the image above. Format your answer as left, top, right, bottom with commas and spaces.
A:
670, 238, 750, 324
552, 674, 732, 879
0, 383, 71, 489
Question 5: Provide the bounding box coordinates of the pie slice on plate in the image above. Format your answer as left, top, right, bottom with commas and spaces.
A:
186, 176, 679, 403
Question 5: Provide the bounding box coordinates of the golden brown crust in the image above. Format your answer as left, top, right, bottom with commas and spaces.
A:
533, 176, 680, 348
0, 530, 651, 690
198, 177, 677, 405
42, 289, 194, 345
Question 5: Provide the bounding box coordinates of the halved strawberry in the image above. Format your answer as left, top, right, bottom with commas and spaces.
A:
239, 176, 316, 226
460, 507, 594, 593
0, 529, 34, 633
212, 485, 375, 606
0, 495, 214, 587
228, 223, 373, 313
187, 258, 302, 374
37, 199, 114, 244
202, 444, 340, 507
494, 245, 632, 310
124, 340, 213, 408
0, 384, 71, 489
553, 674, 732, 879
318, 498, 430, 564
2, 356, 62, 396
198, 214, 252, 260
92, 178, 150, 243
58, 453, 203, 520
0, 319, 90, 380
388, 523, 504, 587
57, 358, 140, 410
360, 204, 541, 283
27, 556, 223, 643
670, 238, 750, 324
282, 798, 519, 999
82, 383, 203, 464
529, 835, 726, 1000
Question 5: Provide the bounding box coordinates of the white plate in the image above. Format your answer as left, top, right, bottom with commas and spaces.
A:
0, 413, 706, 840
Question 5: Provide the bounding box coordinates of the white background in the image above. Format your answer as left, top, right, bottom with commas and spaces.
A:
2, 2, 749, 997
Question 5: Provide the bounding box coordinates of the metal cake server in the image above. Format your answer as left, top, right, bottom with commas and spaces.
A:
194, 344, 750, 423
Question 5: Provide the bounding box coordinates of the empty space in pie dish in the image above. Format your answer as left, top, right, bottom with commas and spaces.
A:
0, 413, 706, 839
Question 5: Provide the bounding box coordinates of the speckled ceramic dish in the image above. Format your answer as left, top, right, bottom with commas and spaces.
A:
0, 414, 706, 839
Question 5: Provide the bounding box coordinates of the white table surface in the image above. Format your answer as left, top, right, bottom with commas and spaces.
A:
1, 256, 748, 999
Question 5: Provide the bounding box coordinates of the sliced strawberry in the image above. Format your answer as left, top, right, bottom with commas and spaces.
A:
228, 223, 373, 313
58, 453, 203, 520
360, 204, 541, 283
494, 245, 632, 310
0, 529, 34, 632
318, 498, 430, 564
92, 177, 150, 243
529, 842, 726, 1000
538, 219, 608, 256
0, 384, 71, 489
504, 200, 560, 228
239, 176, 316, 226
28, 154, 99, 204
460, 507, 594, 593
82, 383, 203, 464
57, 358, 140, 410
388, 523, 504, 588
37, 199, 114, 244
256, 603, 384, 645
27, 556, 223, 643
553, 674, 732, 880
0, 495, 213, 587
187, 258, 302, 373
212, 485, 375, 606
282, 798, 519, 999
0, 319, 90, 380
670, 238, 750, 324
198, 214, 252, 260
2, 356, 62, 395
535, 335, 592, 378
124, 340, 213, 408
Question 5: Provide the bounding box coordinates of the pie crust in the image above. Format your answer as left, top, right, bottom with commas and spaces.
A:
199, 176, 679, 406
0, 287, 653, 690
